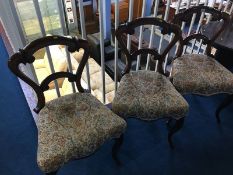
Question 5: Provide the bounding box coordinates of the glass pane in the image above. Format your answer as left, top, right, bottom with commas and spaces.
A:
14, 0, 42, 42
14, 0, 62, 43
38, 0, 62, 35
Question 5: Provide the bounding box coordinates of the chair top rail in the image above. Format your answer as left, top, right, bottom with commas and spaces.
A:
115, 17, 182, 76
8, 35, 90, 113
172, 6, 230, 56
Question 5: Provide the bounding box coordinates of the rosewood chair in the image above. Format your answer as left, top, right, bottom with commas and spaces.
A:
112, 17, 189, 154
8, 35, 126, 174
171, 6, 232, 122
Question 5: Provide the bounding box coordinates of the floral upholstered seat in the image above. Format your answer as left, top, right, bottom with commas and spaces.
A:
112, 71, 189, 120
171, 54, 233, 95
37, 93, 126, 173
171, 6, 231, 97
112, 18, 189, 149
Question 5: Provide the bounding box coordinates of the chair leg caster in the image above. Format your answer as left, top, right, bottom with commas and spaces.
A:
112, 134, 124, 166
216, 95, 233, 124
168, 118, 184, 149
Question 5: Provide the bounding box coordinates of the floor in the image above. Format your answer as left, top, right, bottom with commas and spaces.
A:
1, 35, 233, 175
0, 36, 39, 174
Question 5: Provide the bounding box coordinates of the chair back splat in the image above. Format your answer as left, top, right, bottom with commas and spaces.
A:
172, 6, 230, 56
8, 35, 90, 113
115, 17, 182, 76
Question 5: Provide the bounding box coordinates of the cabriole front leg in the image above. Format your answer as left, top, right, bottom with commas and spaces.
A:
167, 117, 185, 149
112, 134, 124, 166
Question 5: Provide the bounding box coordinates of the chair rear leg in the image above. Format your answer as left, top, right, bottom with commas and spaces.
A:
112, 134, 124, 166
216, 95, 233, 123
168, 118, 184, 149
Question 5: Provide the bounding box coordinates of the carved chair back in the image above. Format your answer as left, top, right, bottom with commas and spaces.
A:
115, 17, 182, 77
8, 35, 90, 113
172, 6, 230, 57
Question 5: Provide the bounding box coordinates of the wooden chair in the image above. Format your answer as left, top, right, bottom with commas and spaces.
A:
8, 35, 126, 174
171, 6, 232, 123
112, 17, 189, 155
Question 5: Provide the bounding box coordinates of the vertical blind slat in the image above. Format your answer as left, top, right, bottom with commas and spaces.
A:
136, 0, 147, 71
114, 0, 120, 93
99, 1, 106, 103
10, 0, 39, 85
78, 0, 91, 92
190, 0, 208, 53
33, 0, 61, 97
146, 0, 160, 70
57, 0, 76, 93
127, 0, 134, 51
158, 0, 171, 72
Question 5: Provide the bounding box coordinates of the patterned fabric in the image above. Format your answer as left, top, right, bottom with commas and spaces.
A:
171, 54, 233, 95
37, 93, 127, 173
112, 71, 189, 120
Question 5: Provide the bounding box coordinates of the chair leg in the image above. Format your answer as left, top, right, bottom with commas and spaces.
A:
167, 118, 184, 149
112, 134, 124, 166
216, 95, 233, 123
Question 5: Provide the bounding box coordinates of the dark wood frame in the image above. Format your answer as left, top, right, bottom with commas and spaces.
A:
176, 33, 213, 57
8, 35, 90, 114
172, 6, 230, 56
115, 17, 182, 77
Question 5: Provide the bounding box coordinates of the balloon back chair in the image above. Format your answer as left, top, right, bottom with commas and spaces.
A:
8, 35, 126, 174
112, 17, 189, 152
171, 6, 232, 123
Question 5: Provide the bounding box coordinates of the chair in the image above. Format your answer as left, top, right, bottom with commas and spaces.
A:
112, 17, 189, 152
8, 35, 127, 174
171, 6, 232, 122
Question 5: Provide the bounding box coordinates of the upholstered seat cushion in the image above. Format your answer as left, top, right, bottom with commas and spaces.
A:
112, 71, 189, 120
171, 54, 233, 95
37, 93, 126, 173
